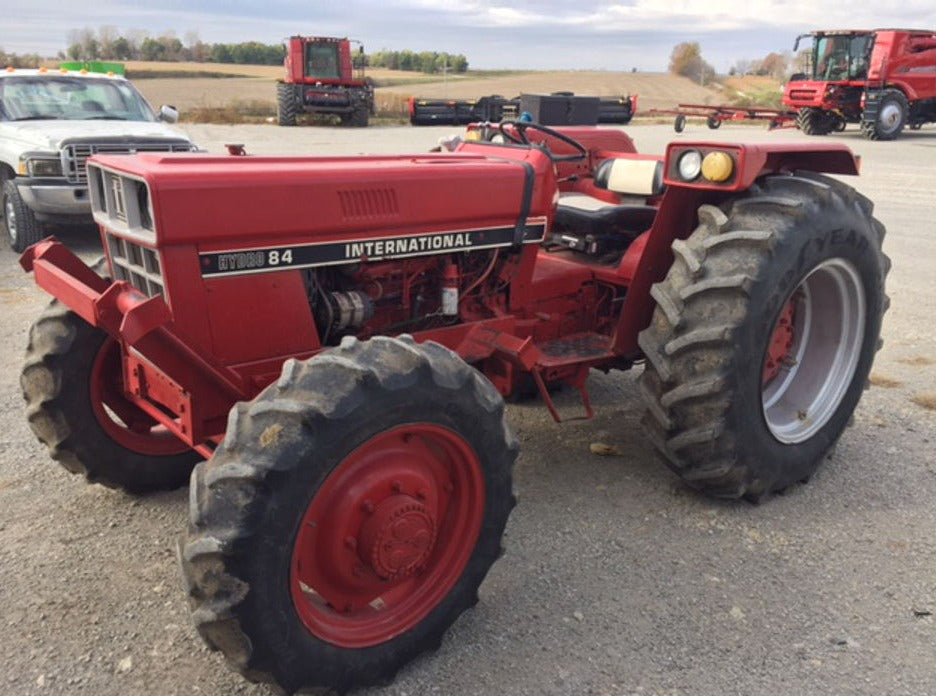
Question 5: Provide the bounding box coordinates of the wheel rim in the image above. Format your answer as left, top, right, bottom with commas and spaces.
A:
89, 337, 191, 455
291, 423, 485, 648
878, 101, 903, 134
761, 258, 866, 443
4, 193, 17, 245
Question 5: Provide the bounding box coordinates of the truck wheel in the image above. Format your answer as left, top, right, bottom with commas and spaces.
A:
21, 298, 200, 493
861, 89, 908, 140
674, 114, 686, 133
3, 179, 46, 253
639, 173, 889, 500
180, 335, 517, 694
706, 115, 721, 129
276, 82, 298, 127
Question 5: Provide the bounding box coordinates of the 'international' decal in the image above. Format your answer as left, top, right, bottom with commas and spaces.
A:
199, 220, 546, 277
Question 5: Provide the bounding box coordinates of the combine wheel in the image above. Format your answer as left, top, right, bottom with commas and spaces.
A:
276, 82, 298, 126
796, 107, 833, 135
639, 174, 889, 500
348, 106, 369, 127
674, 114, 686, 133
706, 115, 721, 129
860, 89, 908, 140
21, 287, 199, 493
3, 179, 45, 252
180, 335, 517, 694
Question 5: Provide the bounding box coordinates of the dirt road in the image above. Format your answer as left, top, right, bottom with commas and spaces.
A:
1, 123, 933, 696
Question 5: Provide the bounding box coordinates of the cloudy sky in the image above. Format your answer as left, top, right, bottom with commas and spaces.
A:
2, 1, 934, 72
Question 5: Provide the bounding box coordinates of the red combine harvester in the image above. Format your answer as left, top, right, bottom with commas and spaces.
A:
783, 28, 936, 139
276, 35, 374, 127
20, 122, 889, 694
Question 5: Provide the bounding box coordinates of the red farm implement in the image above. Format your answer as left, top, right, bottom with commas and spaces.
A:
649, 103, 798, 132
20, 121, 889, 693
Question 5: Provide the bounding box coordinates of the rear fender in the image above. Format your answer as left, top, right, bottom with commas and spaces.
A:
663, 141, 859, 193
612, 141, 860, 355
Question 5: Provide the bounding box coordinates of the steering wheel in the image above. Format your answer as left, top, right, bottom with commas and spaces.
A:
496, 120, 588, 162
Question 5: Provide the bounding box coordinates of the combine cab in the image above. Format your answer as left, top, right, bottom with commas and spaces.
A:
783, 29, 936, 139
276, 35, 375, 127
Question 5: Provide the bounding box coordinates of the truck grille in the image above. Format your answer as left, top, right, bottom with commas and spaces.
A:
106, 233, 165, 299
62, 140, 196, 184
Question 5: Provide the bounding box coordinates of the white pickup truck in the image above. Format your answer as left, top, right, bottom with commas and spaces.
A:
0, 66, 198, 252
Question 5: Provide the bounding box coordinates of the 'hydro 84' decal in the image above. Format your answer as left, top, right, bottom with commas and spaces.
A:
199, 220, 546, 277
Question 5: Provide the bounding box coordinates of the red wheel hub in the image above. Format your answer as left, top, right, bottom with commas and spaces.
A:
763, 296, 797, 386
358, 496, 437, 580
90, 338, 189, 455
290, 423, 485, 648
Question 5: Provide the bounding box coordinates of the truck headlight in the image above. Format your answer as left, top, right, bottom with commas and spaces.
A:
19, 155, 64, 178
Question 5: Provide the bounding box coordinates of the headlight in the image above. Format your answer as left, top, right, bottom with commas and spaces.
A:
701, 151, 734, 183
20, 156, 64, 178
676, 150, 703, 181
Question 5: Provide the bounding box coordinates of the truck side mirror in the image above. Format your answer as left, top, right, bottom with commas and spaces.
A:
159, 104, 179, 124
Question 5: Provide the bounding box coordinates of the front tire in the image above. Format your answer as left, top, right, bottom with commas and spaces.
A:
3, 179, 45, 252
180, 335, 517, 694
796, 108, 834, 136
21, 300, 200, 493
347, 106, 369, 127
276, 82, 298, 127
639, 173, 889, 500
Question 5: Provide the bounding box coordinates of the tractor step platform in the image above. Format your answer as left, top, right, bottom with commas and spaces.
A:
536, 332, 614, 368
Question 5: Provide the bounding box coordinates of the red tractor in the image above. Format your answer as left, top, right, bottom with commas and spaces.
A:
783, 29, 936, 139
20, 123, 889, 694
276, 35, 375, 127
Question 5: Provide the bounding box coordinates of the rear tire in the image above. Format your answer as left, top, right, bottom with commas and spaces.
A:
276, 82, 298, 127
706, 115, 721, 129
21, 298, 200, 493
180, 335, 517, 694
860, 89, 908, 140
674, 114, 686, 133
3, 179, 45, 253
639, 173, 889, 500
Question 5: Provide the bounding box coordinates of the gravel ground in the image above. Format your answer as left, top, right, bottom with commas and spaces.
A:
1, 123, 934, 696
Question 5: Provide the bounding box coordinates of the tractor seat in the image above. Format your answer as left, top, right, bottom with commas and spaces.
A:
553, 198, 657, 238
551, 158, 663, 254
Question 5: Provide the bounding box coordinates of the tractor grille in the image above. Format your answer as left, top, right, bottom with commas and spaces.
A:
62, 141, 196, 184
88, 167, 156, 242
106, 233, 165, 299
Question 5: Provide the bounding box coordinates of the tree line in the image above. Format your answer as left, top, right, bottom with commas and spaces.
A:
64, 28, 285, 65
60, 28, 468, 74
669, 41, 806, 82
368, 50, 468, 74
